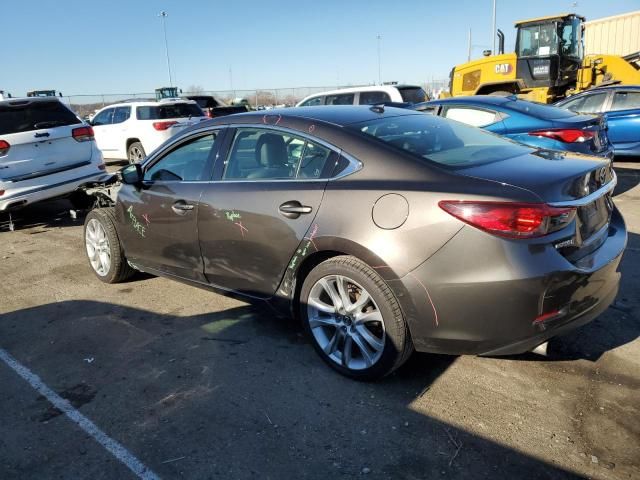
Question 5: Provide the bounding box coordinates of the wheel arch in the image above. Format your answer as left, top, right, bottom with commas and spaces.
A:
126, 138, 141, 150
276, 236, 405, 320
474, 80, 523, 95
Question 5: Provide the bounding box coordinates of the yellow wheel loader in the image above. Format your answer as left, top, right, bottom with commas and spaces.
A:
446, 13, 640, 103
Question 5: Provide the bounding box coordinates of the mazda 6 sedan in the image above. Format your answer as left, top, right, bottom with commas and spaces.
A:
82, 106, 626, 380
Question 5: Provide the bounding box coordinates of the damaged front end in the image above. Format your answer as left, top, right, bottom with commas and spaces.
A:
77, 173, 120, 208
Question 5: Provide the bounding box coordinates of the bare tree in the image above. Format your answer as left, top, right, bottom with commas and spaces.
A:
186, 85, 205, 94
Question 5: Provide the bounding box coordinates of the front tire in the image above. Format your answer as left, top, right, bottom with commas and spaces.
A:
84, 208, 135, 283
127, 142, 146, 164
300, 255, 413, 380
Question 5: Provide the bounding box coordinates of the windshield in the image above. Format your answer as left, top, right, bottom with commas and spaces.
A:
398, 87, 427, 103
517, 23, 558, 56
136, 103, 204, 120
350, 114, 532, 168
560, 17, 582, 58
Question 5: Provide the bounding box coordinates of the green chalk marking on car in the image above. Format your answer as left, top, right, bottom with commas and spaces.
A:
127, 205, 146, 238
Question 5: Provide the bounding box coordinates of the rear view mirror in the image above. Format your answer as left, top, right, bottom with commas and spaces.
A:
118, 164, 143, 185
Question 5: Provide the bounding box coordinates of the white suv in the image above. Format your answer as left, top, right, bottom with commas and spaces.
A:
0, 97, 105, 211
91, 99, 207, 162
296, 85, 428, 107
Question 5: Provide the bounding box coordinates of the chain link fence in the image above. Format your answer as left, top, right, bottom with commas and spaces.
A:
61, 81, 449, 119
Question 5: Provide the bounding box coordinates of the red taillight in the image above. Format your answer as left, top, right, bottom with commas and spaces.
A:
528, 129, 595, 143
205, 110, 212, 118
0, 190, 4, 197
152, 121, 178, 131
72, 126, 94, 142
533, 309, 561, 324
438, 201, 576, 239
0, 139, 10, 156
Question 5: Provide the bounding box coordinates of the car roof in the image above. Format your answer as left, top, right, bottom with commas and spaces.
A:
96, 99, 197, 110
423, 96, 517, 107
0, 96, 64, 106
590, 85, 640, 92
209, 105, 421, 127
297, 85, 422, 103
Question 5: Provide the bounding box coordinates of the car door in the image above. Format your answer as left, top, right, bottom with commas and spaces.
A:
197, 126, 337, 298
111, 106, 131, 157
439, 105, 507, 134
116, 129, 223, 282
91, 107, 115, 153
604, 90, 640, 154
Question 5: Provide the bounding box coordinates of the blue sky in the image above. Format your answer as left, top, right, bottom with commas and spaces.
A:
4, 0, 638, 95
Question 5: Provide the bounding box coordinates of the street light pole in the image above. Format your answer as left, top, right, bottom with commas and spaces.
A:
376, 34, 382, 85
159, 11, 173, 87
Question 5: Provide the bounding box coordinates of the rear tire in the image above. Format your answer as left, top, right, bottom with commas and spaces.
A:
84, 208, 135, 283
127, 142, 146, 164
300, 255, 413, 380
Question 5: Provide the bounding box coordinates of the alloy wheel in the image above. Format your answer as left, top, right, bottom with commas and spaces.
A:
85, 218, 111, 276
129, 146, 144, 163
307, 274, 386, 370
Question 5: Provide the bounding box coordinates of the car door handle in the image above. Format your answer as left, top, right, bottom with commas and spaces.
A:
171, 201, 194, 215
279, 201, 312, 219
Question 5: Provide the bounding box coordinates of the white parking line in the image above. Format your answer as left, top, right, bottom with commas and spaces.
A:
0, 347, 160, 480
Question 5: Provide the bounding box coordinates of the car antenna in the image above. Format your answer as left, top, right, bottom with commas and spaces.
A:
370, 104, 385, 113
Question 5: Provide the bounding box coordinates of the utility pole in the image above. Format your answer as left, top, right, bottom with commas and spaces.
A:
491, 0, 497, 55
376, 34, 382, 85
468, 28, 472, 61
158, 11, 173, 87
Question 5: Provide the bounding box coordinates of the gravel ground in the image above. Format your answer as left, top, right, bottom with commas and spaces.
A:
0, 161, 638, 480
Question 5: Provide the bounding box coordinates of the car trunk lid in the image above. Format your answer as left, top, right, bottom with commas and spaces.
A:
459, 150, 615, 254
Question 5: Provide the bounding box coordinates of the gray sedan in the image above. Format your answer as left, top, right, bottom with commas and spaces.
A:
81, 106, 626, 380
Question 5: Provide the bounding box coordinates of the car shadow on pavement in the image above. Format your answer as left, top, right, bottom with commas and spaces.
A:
0, 199, 86, 232
0, 299, 588, 479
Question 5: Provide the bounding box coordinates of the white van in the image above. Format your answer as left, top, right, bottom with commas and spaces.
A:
296, 85, 428, 107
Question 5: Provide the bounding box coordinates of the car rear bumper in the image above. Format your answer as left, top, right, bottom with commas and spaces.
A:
392, 207, 627, 356
0, 162, 105, 211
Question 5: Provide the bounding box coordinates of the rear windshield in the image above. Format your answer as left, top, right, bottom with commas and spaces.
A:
136, 103, 203, 120
398, 87, 427, 104
0, 100, 80, 135
501, 99, 575, 119
350, 114, 532, 168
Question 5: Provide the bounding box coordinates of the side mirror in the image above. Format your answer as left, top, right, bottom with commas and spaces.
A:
118, 163, 143, 185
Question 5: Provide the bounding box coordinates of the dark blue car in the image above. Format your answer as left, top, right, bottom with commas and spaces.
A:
555, 86, 640, 158
414, 96, 613, 158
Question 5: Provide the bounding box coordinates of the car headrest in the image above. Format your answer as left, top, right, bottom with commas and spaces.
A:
255, 133, 288, 168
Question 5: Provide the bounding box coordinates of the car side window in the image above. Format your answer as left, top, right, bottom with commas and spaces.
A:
297, 141, 333, 179
144, 133, 217, 182
92, 108, 114, 126
563, 92, 607, 113
359, 91, 392, 105
300, 96, 324, 107
442, 106, 500, 127
112, 106, 131, 124
611, 91, 640, 111
325, 94, 355, 105
223, 128, 333, 180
